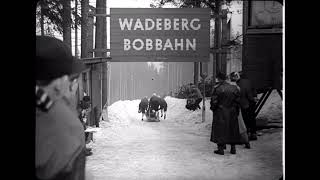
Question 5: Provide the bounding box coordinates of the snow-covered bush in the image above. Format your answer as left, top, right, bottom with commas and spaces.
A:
174, 76, 214, 99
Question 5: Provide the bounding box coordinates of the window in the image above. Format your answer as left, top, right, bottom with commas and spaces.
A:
249, 1, 282, 28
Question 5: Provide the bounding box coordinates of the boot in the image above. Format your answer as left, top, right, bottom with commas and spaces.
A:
214, 144, 224, 155
249, 133, 258, 141
245, 143, 251, 149
230, 145, 236, 154
223, 144, 226, 150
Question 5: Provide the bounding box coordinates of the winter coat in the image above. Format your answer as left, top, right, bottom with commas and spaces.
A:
210, 81, 245, 145
236, 78, 257, 109
149, 95, 161, 111
36, 97, 86, 180
159, 97, 167, 112
139, 97, 149, 113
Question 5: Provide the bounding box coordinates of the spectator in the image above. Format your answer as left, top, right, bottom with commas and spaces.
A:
210, 72, 246, 155
36, 36, 89, 180
236, 71, 258, 141
230, 72, 251, 149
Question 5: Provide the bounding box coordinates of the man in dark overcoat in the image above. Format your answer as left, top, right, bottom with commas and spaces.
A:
210, 72, 245, 155
236, 71, 258, 140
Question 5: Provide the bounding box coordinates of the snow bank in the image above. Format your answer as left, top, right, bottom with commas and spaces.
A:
101, 99, 141, 127
100, 91, 282, 133
164, 96, 213, 134
257, 90, 283, 122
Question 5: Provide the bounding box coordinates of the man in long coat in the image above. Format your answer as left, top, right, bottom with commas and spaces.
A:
237, 71, 258, 140
210, 72, 245, 155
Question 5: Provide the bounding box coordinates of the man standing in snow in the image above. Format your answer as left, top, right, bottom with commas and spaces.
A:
210, 72, 245, 155
236, 71, 258, 141
36, 36, 90, 180
230, 72, 251, 149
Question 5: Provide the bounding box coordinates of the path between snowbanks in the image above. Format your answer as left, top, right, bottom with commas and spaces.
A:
86, 95, 283, 180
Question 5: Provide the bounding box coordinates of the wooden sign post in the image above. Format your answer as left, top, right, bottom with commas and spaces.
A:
110, 8, 211, 62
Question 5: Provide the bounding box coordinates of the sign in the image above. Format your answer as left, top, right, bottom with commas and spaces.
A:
110, 8, 210, 62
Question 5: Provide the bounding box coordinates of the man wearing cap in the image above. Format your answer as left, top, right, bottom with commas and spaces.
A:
36, 36, 91, 180
210, 72, 245, 155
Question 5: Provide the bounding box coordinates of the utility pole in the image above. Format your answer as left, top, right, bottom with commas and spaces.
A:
74, 0, 84, 103
221, 9, 229, 75
95, 0, 106, 116
168, 62, 170, 94
193, 0, 201, 87
119, 64, 122, 100
107, 62, 111, 122
201, 73, 207, 123
214, 0, 222, 76
75, 0, 78, 58
81, 0, 89, 59
88, 6, 94, 128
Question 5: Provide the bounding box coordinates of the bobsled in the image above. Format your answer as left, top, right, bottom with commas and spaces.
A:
145, 109, 160, 122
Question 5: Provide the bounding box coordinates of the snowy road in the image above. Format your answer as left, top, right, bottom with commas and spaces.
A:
86, 119, 282, 180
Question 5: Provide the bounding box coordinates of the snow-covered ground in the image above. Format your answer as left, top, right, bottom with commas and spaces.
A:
257, 90, 283, 124
101, 89, 282, 129
87, 91, 283, 180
